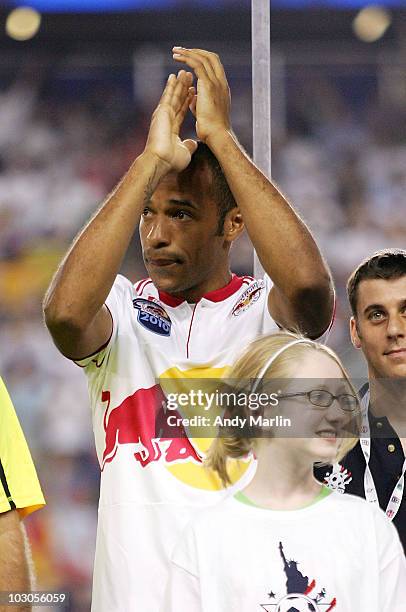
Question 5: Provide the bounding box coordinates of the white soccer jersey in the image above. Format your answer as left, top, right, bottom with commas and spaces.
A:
77, 273, 277, 611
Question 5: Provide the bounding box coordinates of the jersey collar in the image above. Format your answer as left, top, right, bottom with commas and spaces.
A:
158, 274, 244, 307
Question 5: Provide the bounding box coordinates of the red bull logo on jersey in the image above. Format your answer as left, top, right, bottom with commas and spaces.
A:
231, 280, 264, 317
101, 386, 202, 469
132, 298, 172, 336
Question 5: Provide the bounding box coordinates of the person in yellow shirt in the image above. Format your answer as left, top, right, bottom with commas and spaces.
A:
0, 376, 45, 600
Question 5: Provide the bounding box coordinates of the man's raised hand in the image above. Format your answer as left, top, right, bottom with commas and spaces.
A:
144, 70, 197, 173
172, 48, 231, 146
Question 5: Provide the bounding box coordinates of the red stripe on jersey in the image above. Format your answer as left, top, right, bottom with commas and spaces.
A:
200, 274, 243, 302
159, 274, 244, 306
186, 304, 198, 359
134, 278, 148, 293
135, 278, 152, 295
139, 280, 153, 296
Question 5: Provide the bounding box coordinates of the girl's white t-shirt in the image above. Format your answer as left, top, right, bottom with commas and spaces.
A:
168, 490, 406, 612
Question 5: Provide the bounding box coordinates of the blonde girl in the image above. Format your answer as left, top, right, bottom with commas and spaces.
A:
167, 332, 406, 612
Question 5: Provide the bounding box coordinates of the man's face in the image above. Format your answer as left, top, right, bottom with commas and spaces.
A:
350, 276, 406, 379
139, 166, 234, 297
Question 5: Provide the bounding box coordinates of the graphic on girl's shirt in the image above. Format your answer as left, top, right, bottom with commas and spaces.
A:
260, 542, 337, 611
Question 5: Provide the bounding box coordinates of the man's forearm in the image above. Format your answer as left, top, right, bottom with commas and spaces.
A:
44, 152, 167, 330
206, 130, 333, 332
207, 131, 329, 290
0, 511, 31, 612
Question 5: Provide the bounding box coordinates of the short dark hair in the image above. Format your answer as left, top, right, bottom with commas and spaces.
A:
347, 249, 406, 317
187, 141, 237, 234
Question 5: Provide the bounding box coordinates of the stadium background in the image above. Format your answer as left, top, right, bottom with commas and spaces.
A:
0, 0, 405, 608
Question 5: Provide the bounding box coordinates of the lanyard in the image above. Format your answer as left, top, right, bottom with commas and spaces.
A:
360, 389, 406, 521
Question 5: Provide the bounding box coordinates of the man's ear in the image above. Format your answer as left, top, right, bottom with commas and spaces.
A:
350, 316, 362, 349
223, 208, 244, 244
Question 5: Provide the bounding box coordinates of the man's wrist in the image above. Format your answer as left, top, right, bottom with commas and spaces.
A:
205, 128, 235, 155
123, 151, 170, 199
135, 150, 171, 179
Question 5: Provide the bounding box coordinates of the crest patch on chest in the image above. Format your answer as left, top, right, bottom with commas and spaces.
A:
231, 280, 264, 317
132, 298, 172, 336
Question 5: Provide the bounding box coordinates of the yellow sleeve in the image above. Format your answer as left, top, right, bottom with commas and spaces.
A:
0, 377, 45, 518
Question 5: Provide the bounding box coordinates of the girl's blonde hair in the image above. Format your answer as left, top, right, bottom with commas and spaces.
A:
206, 331, 360, 486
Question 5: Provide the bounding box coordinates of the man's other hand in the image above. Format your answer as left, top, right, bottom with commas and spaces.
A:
172, 48, 231, 146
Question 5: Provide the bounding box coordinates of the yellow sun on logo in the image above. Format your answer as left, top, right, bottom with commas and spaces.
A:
159, 365, 253, 491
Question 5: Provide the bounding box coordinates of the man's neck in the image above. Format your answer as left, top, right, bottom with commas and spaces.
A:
163, 269, 233, 304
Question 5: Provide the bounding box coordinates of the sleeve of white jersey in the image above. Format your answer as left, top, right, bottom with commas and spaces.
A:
74, 274, 134, 369
166, 563, 202, 612
261, 273, 279, 335
373, 506, 406, 611
260, 272, 335, 339
166, 524, 202, 612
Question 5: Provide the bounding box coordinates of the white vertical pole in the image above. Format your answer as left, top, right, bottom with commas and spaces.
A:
251, 0, 271, 279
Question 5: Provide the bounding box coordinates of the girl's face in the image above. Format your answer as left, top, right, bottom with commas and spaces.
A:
269, 350, 357, 464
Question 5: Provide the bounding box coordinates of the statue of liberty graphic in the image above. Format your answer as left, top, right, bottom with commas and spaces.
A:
278, 541, 310, 594
259, 542, 337, 612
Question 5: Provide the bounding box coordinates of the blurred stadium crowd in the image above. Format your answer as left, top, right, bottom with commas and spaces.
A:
0, 56, 405, 608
